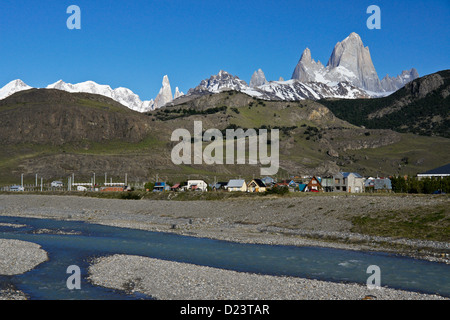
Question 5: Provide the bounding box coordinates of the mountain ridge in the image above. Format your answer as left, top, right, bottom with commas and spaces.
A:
292, 32, 418, 93
318, 69, 450, 138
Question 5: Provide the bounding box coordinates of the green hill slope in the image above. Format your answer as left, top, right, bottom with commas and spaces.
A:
0, 88, 449, 185
319, 70, 450, 138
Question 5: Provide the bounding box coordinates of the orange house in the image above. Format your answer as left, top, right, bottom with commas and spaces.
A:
305, 176, 323, 192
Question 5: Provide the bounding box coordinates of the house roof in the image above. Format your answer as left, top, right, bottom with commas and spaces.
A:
213, 182, 228, 188
227, 179, 246, 188
374, 179, 392, 190
249, 179, 266, 187
420, 163, 450, 175
341, 172, 363, 178
171, 184, 180, 188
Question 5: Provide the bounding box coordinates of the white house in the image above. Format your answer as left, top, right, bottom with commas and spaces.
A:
226, 179, 247, 192
333, 172, 365, 193
187, 180, 208, 191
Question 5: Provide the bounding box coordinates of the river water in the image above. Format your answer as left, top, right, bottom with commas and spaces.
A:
0, 216, 448, 299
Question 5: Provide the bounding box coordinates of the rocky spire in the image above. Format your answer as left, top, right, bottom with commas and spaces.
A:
154, 75, 173, 108
327, 32, 382, 92
291, 48, 325, 82
174, 87, 184, 99
249, 69, 268, 87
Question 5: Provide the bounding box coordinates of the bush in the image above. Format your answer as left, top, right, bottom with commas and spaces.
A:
265, 185, 290, 195
119, 192, 141, 200
144, 182, 154, 191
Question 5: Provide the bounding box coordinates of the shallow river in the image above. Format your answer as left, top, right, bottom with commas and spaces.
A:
0, 216, 448, 299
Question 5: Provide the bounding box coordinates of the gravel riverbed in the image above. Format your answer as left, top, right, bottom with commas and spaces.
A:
0, 238, 48, 300
0, 194, 448, 300
88, 254, 446, 300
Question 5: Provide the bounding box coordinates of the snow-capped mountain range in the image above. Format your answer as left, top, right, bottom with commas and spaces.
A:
0, 76, 184, 113
0, 32, 419, 112
186, 32, 418, 100
187, 70, 370, 100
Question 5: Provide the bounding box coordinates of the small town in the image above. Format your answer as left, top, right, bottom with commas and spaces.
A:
3, 163, 449, 195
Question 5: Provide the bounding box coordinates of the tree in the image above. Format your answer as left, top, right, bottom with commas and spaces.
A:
144, 182, 154, 192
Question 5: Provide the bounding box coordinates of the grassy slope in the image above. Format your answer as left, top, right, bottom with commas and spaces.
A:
1, 91, 449, 185
319, 70, 450, 138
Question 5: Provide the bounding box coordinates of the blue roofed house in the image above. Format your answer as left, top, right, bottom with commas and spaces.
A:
153, 182, 166, 192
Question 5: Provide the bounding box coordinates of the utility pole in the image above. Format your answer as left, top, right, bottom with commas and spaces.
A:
21, 174, 23, 187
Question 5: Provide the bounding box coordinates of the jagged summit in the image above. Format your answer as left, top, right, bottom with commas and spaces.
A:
292, 32, 418, 93
187, 70, 250, 95
327, 32, 381, 92
381, 68, 420, 92
154, 75, 173, 109
187, 70, 369, 101
249, 69, 268, 87
292, 48, 325, 83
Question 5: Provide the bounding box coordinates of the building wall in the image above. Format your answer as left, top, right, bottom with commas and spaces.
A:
347, 175, 365, 193
228, 185, 247, 192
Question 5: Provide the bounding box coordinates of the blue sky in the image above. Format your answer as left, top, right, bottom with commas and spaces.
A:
1, 0, 449, 100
